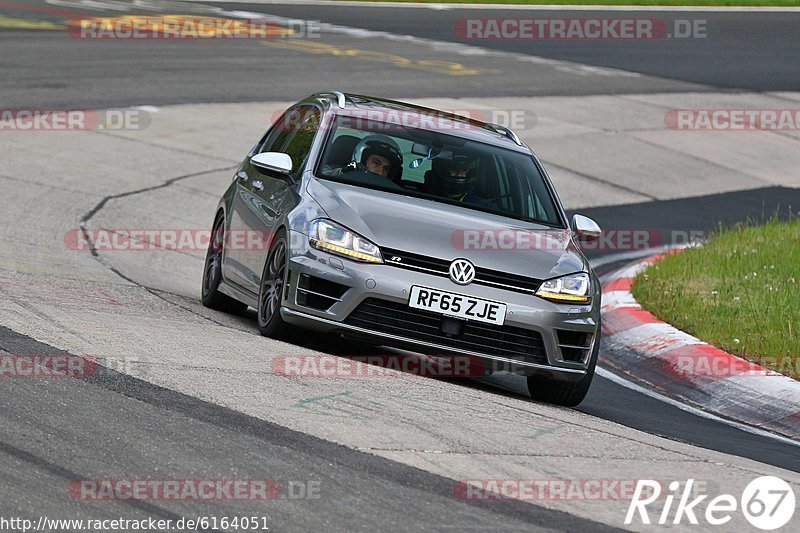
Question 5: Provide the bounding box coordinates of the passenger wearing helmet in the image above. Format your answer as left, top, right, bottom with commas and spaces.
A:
323, 134, 403, 180
350, 134, 403, 179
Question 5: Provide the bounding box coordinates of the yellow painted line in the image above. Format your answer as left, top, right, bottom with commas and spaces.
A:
260, 40, 497, 76
0, 16, 63, 31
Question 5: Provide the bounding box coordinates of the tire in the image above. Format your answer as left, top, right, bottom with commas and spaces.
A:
527, 326, 600, 407
257, 229, 296, 340
201, 212, 248, 315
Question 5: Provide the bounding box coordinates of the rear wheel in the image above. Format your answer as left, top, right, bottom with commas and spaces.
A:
527, 327, 600, 407
257, 230, 296, 340
201, 213, 248, 315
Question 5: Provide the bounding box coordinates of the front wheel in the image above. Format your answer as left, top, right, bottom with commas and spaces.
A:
527, 327, 599, 407
257, 230, 296, 339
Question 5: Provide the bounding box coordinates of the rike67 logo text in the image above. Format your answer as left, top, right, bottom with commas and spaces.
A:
626, 477, 795, 530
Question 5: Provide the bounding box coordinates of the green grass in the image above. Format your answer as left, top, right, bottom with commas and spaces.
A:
632, 217, 800, 380
337, 1, 800, 6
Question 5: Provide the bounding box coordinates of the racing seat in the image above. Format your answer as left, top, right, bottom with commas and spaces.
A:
325, 135, 360, 167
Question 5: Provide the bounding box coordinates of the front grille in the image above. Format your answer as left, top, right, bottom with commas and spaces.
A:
344, 298, 548, 365
382, 248, 542, 295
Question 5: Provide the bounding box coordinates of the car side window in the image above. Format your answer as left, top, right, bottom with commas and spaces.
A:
278, 107, 322, 176
259, 105, 313, 154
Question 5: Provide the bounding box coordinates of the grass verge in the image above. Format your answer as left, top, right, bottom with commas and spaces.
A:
632, 217, 799, 380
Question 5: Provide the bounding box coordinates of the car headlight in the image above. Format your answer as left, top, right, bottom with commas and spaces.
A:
309, 219, 383, 263
535, 272, 590, 303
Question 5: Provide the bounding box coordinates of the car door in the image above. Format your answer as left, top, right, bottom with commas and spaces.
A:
226, 105, 321, 294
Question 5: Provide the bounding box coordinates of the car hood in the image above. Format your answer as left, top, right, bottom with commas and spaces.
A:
306, 177, 588, 280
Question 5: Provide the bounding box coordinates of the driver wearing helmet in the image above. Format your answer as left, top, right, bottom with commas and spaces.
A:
429, 154, 474, 201
428, 152, 496, 208
331, 134, 403, 180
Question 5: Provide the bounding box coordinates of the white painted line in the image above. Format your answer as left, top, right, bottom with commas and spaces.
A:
596, 367, 800, 448
600, 289, 639, 309
188, 0, 800, 12
590, 245, 672, 269
604, 322, 702, 355
594, 243, 697, 272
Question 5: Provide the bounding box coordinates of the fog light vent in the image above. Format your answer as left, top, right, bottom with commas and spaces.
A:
296, 274, 348, 311
556, 330, 592, 363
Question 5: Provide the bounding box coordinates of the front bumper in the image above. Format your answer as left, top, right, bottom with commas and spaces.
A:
280, 230, 600, 381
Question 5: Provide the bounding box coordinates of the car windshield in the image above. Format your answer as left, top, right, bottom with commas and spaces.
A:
315, 115, 562, 226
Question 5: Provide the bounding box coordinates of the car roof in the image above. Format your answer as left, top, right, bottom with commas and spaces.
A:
303, 91, 531, 153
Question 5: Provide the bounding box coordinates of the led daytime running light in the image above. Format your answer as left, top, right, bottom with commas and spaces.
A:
311, 239, 382, 263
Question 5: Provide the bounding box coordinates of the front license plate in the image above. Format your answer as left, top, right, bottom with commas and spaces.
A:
408, 286, 507, 326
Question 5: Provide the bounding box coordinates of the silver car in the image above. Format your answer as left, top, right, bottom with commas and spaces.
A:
202, 91, 603, 406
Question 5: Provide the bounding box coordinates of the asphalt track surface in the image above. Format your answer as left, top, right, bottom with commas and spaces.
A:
1, 1, 800, 531
0, 0, 798, 107
0, 325, 618, 533
229, 1, 800, 91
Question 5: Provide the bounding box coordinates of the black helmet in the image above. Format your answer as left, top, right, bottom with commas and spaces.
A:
430, 154, 478, 198
352, 134, 403, 178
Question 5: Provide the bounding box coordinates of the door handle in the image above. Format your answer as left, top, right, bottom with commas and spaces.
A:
252, 180, 264, 191
236, 171, 248, 181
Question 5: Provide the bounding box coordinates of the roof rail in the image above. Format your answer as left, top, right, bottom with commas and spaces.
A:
316, 90, 346, 109
491, 124, 523, 146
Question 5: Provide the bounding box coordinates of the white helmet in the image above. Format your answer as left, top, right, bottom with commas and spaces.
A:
351, 134, 403, 179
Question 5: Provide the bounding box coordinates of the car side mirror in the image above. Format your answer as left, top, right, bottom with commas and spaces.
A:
572, 214, 602, 241
251, 152, 293, 177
